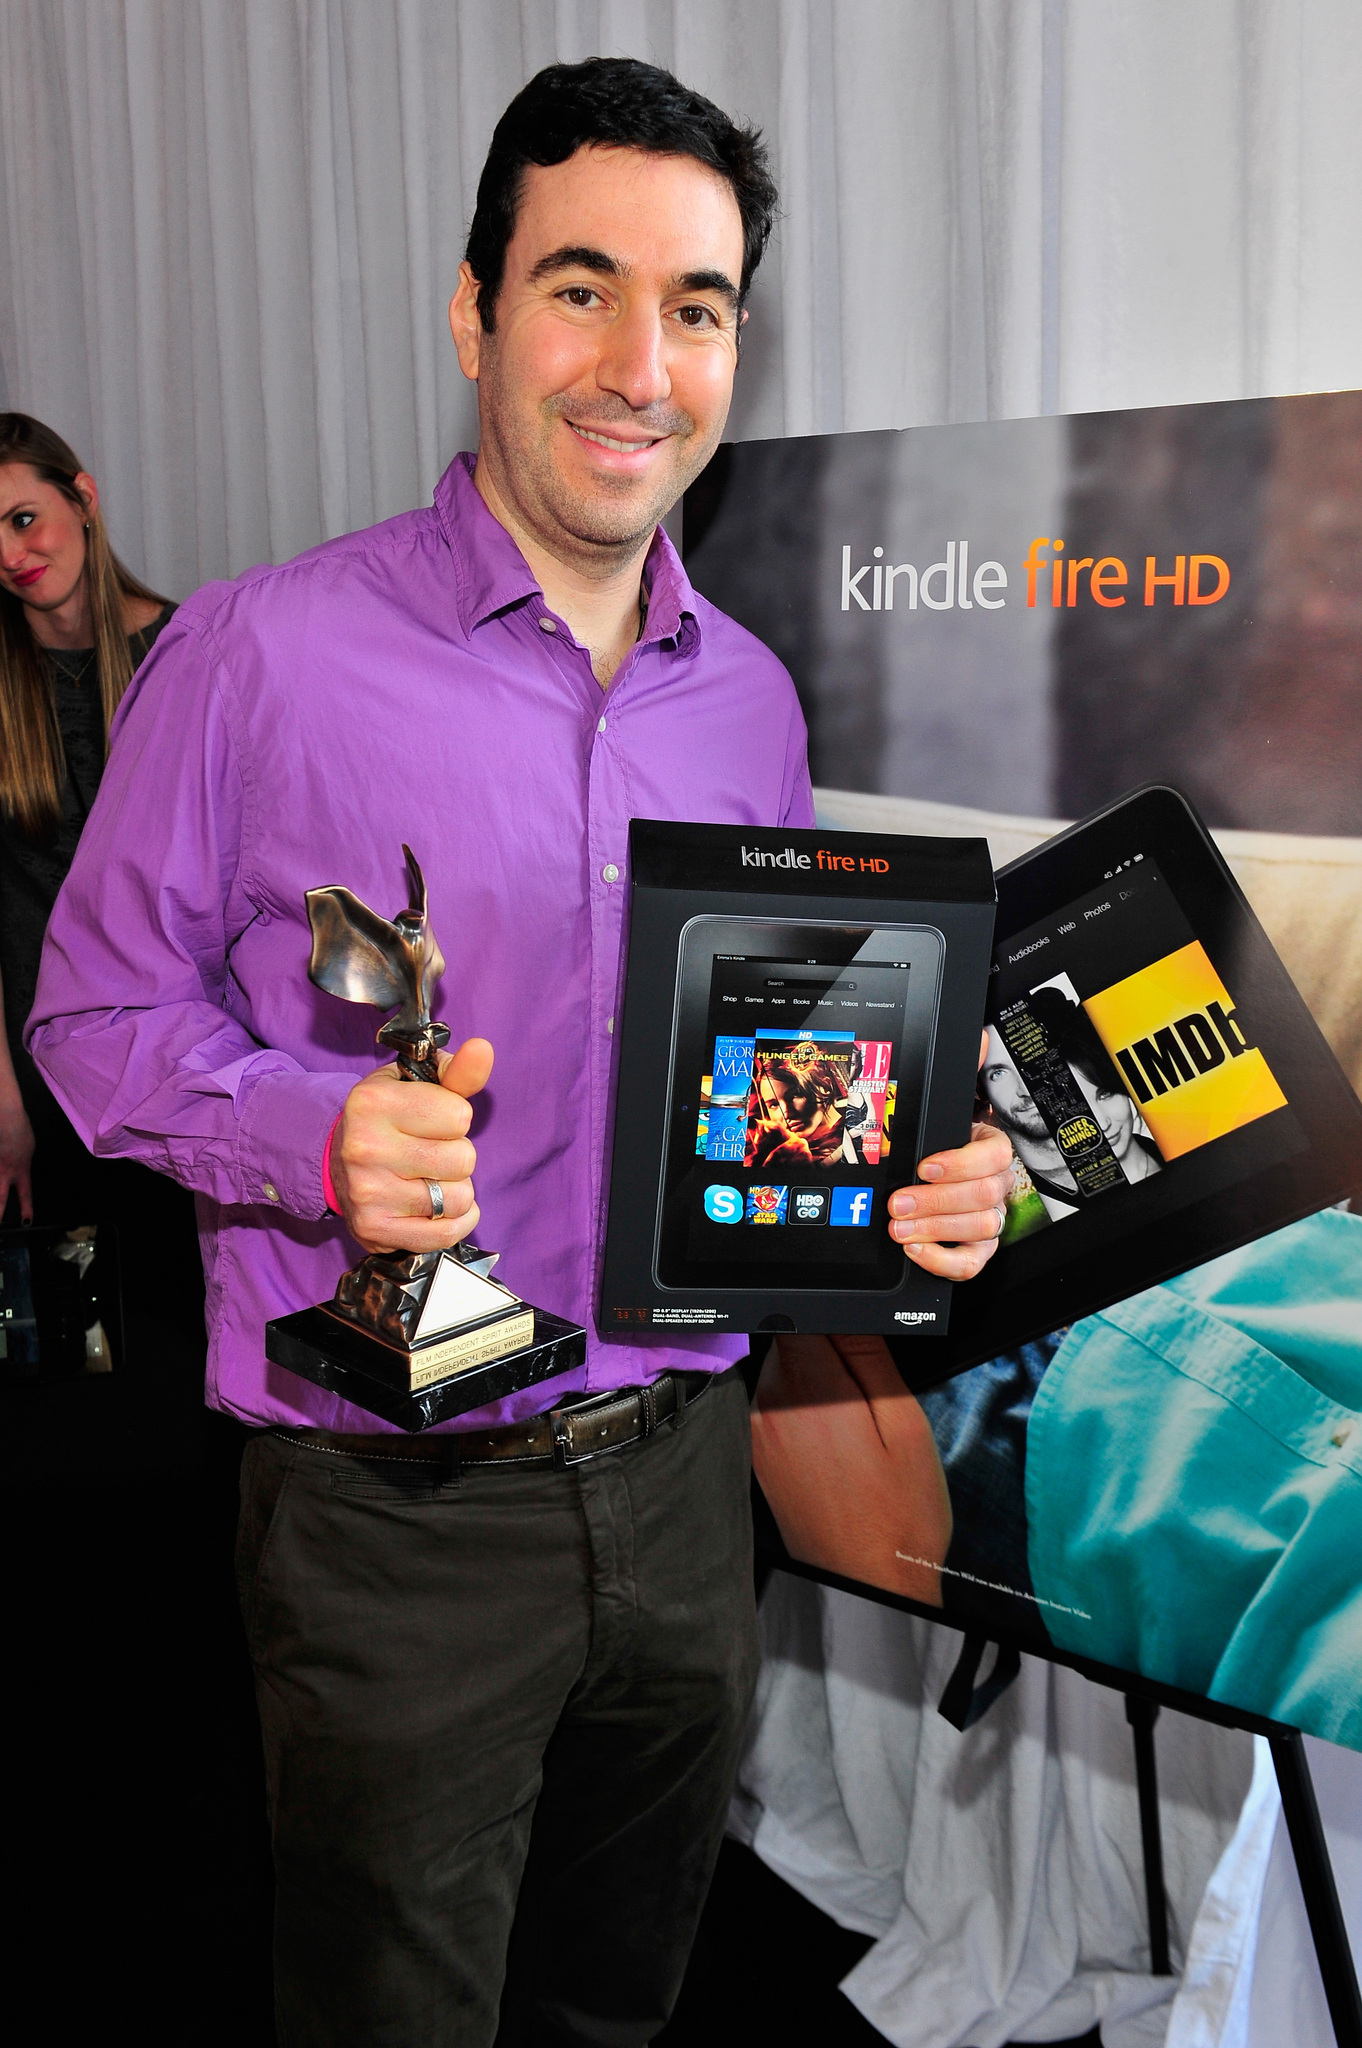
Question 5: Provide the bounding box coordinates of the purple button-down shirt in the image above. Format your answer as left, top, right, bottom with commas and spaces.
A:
28, 454, 814, 1432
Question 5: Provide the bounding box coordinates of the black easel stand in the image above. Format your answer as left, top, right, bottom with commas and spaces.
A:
1124, 1696, 1172, 1977
1271, 1729, 1362, 2048
1121, 1699, 1361, 2041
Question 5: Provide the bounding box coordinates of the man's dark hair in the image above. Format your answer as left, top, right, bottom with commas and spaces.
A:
465, 57, 778, 331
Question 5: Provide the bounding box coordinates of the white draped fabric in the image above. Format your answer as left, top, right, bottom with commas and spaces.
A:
732, 1576, 1254, 2048
2, 1, 1360, 600
735, 1577, 1362, 2048
1166, 1734, 1362, 2048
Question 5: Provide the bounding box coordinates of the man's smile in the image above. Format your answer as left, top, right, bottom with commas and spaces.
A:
565, 421, 667, 454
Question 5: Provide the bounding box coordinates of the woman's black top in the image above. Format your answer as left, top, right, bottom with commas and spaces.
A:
0, 604, 175, 1096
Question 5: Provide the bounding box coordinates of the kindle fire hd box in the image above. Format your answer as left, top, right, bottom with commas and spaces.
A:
600, 820, 997, 1338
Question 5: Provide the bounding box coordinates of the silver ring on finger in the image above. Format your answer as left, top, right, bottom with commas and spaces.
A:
426, 1178, 445, 1221
993, 1203, 1007, 1237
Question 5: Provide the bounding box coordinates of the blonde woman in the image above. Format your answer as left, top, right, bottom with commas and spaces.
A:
0, 413, 172, 1225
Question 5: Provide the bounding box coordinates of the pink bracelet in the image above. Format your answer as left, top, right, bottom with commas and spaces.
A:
322, 1113, 343, 1215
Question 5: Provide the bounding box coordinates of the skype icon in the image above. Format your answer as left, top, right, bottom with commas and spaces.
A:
703, 1185, 744, 1224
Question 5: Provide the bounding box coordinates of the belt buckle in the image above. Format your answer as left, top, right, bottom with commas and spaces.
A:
550, 1410, 577, 1471
549, 1384, 643, 1470
552, 1407, 615, 1471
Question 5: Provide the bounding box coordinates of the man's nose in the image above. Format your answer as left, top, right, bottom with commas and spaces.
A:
596, 303, 671, 412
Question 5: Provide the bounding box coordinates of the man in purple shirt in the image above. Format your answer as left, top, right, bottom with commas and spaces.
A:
31, 59, 1010, 2047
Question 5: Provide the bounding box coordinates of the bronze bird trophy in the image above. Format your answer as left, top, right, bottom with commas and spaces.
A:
264, 847, 585, 1429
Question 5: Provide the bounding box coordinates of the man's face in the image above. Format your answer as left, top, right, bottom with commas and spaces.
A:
980, 1028, 1050, 1143
451, 145, 745, 562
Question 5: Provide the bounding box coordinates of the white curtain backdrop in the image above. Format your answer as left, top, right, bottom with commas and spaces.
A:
2, 1, 1360, 599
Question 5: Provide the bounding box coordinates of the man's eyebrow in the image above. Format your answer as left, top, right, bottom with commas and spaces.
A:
528, 245, 626, 283
672, 268, 741, 309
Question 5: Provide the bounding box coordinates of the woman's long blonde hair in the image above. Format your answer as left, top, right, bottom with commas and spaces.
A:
0, 413, 168, 839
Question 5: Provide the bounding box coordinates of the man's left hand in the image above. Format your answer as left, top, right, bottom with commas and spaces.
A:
887, 1030, 1012, 1280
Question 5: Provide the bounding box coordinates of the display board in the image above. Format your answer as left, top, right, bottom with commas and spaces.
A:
686, 395, 1362, 1755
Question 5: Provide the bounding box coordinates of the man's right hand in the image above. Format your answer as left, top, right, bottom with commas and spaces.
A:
331, 1036, 494, 1256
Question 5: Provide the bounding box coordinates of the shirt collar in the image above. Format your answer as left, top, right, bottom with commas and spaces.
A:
436, 453, 541, 631
434, 451, 702, 653
639, 522, 702, 654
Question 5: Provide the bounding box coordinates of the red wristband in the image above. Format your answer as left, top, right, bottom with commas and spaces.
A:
322, 1113, 343, 1215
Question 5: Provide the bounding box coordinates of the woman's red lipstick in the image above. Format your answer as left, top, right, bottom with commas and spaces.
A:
11, 565, 46, 588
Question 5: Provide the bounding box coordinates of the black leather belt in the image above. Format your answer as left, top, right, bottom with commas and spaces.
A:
279, 1369, 714, 1472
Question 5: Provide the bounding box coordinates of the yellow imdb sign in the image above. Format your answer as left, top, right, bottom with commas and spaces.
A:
1082, 940, 1287, 1161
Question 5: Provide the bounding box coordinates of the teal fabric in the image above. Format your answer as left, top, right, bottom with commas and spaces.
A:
1026, 1210, 1362, 1748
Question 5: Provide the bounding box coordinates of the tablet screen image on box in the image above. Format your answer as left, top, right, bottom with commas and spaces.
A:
913, 784, 1362, 1385
657, 919, 944, 1294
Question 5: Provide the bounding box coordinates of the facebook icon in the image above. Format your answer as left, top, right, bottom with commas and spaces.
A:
829, 1186, 874, 1228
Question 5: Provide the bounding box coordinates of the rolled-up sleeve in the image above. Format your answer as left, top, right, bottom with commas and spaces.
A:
25, 615, 351, 1217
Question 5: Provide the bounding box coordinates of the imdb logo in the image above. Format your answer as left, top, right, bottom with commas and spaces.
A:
1082, 942, 1287, 1161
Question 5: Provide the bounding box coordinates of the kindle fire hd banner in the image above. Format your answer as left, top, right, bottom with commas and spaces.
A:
684, 390, 1362, 837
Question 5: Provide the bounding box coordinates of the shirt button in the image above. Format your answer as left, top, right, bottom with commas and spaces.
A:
263, 1183, 280, 1202
597, 716, 607, 733
606, 1016, 614, 1034
601, 863, 619, 884
538, 616, 557, 634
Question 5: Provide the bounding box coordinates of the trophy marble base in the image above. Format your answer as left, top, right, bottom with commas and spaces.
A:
265, 1303, 588, 1430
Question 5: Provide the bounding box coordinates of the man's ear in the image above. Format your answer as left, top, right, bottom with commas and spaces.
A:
448, 261, 485, 382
